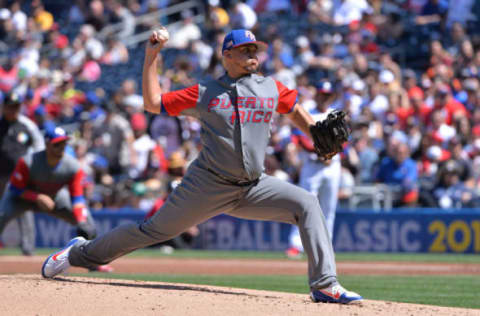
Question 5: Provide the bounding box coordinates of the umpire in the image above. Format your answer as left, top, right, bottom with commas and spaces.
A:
0, 93, 44, 255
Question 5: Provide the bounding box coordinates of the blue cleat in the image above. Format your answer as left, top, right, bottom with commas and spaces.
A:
310, 284, 363, 304
41, 237, 85, 278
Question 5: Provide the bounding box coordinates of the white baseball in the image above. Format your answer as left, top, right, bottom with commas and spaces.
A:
153, 27, 169, 43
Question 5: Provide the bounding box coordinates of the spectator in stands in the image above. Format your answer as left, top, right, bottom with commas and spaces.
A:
229, 0, 258, 30
77, 24, 104, 62
10, 1, 27, 33
150, 112, 183, 157
345, 133, 378, 183
33, 3, 54, 32
429, 83, 468, 126
206, 0, 230, 34
265, 37, 294, 72
441, 137, 473, 183
454, 115, 471, 145
33, 104, 56, 131
109, 0, 136, 39
377, 11, 404, 44
428, 108, 456, 144
346, 79, 367, 120
120, 79, 144, 114
376, 141, 419, 206
0, 57, 18, 93
272, 57, 296, 90
446, 1, 476, 27
91, 101, 136, 178
79, 53, 101, 82
415, 0, 448, 25
77, 90, 105, 126
68, 0, 87, 25
129, 112, 156, 180
307, 0, 334, 24
85, 0, 107, 31
418, 142, 445, 207
461, 78, 479, 111
434, 160, 479, 208
167, 10, 201, 50
100, 35, 129, 65
191, 39, 214, 71
368, 80, 389, 121
248, 0, 291, 14
333, 0, 372, 26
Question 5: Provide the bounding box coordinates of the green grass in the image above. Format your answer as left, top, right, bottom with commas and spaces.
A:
2, 247, 479, 263
76, 273, 480, 309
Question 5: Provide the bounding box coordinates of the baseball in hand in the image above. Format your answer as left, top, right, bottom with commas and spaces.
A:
150, 27, 169, 45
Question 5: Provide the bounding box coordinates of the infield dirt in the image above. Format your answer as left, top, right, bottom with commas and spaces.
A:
0, 256, 479, 315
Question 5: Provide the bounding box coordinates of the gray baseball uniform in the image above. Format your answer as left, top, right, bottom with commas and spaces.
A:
0, 150, 96, 240
69, 74, 338, 290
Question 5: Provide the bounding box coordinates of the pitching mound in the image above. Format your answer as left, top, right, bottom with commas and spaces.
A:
1, 275, 477, 316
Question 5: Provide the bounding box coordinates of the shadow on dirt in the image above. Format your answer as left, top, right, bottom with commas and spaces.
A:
50, 276, 281, 299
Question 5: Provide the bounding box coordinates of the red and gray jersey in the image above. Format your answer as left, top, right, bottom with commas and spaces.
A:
9, 150, 85, 204
161, 73, 297, 181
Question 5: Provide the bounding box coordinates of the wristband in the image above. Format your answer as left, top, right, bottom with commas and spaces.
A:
22, 191, 39, 202
73, 205, 88, 223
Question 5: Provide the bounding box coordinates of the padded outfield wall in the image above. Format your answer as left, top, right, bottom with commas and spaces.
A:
1, 209, 479, 254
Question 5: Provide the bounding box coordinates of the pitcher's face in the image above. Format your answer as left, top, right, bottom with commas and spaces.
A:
225, 44, 259, 75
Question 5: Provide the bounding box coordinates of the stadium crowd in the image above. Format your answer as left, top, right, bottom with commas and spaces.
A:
1, 0, 480, 212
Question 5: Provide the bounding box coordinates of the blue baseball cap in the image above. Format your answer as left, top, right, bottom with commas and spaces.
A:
316, 81, 334, 94
222, 29, 268, 54
45, 126, 69, 144
85, 91, 100, 105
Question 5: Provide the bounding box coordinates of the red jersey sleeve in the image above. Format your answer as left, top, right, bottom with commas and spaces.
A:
10, 158, 30, 190
275, 80, 298, 114
68, 169, 85, 201
161, 84, 199, 116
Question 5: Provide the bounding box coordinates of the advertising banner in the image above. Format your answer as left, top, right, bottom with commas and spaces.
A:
2, 209, 479, 253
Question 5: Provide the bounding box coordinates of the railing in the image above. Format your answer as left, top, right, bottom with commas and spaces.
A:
98, 0, 205, 48
348, 184, 394, 211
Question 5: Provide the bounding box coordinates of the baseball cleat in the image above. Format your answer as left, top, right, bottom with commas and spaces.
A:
310, 284, 363, 304
41, 237, 85, 278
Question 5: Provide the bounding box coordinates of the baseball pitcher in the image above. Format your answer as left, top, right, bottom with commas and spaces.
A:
42, 28, 361, 304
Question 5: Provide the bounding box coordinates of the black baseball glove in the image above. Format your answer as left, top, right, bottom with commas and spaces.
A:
309, 110, 350, 160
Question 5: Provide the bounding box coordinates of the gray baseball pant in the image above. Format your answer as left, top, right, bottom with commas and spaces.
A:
69, 161, 337, 290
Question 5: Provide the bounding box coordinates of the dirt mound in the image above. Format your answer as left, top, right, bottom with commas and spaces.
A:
1, 275, 478, 316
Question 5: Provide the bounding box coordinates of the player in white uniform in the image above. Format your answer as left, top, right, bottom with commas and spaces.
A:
287, 81, 342, 257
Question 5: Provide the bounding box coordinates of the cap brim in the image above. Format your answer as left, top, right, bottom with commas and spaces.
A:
318, 89, 333, 94
50, 136, 69, 144
232, 41, 268, 52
